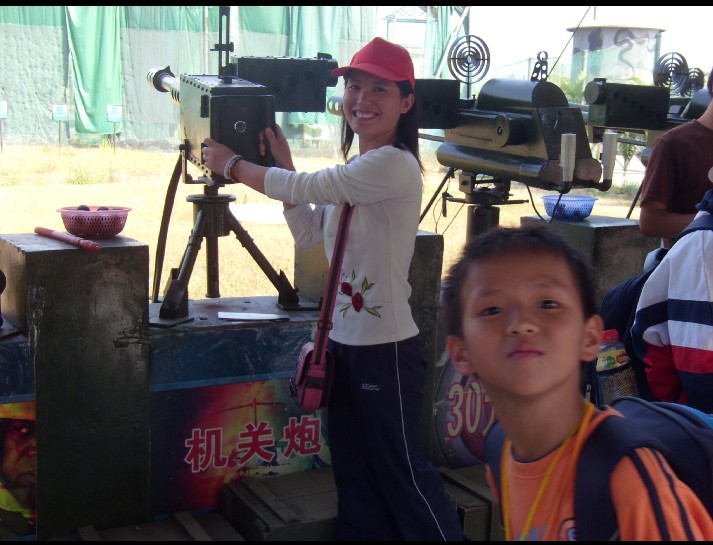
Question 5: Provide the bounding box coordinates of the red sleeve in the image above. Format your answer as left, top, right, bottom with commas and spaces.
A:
644, 343, 686, 403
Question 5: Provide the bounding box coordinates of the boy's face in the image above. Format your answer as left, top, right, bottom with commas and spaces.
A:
446, 250, 602, 401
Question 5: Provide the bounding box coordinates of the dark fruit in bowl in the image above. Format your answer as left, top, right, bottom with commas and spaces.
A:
77, 204, 90, 211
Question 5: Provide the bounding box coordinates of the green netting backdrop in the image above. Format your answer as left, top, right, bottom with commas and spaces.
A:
0, 6, 391, 146
0, 6, 660, 147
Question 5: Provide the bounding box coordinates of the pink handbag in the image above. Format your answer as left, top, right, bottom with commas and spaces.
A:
290, 204, 353, 411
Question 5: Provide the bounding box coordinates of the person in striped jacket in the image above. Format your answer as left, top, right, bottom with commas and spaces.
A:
632, 187, 713, 412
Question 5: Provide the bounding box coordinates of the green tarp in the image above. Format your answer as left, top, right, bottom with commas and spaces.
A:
66, 6, 122, 134
0, 6, 451, 146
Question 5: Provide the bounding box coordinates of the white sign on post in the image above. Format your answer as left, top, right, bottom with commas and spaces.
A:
52, 104, 69, 122
107, 104, 122, 123
0, 101, 7, 120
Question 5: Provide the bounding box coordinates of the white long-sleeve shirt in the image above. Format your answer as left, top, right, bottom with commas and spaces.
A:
264, 145, 422, 345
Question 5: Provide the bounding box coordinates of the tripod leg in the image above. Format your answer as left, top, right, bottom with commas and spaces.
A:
205, 236, 220, 298
227, 212, 300, 309
152, 154, 183, 303
159, 209, 207, 320
420, 167, 456, 224
627, 181, 644, 219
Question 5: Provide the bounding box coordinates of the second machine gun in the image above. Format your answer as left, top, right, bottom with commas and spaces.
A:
414, 73, 617, 240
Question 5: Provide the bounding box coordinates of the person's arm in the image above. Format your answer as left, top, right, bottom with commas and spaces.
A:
638, 137, 693, 244
642, 343, 684, 403
259, 125, 297, 211
639, 201, 696, 246
201, 137, 269, 193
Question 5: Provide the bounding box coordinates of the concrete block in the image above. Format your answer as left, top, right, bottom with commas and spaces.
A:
294, 243, 327, 301
520, 215, 659, 307
0, 233, 151, 539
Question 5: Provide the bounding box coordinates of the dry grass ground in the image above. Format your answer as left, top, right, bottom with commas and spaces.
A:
0, 143, 642, 301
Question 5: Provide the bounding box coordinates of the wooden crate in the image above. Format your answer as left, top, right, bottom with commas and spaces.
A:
439, 465, 505, 541
49, 511, 245, 541
219, 468, 338, 541
220, 465, 504, 541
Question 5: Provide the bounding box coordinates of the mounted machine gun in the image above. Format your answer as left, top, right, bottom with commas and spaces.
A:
146, 6, 338, 323
407, 36, 618, 240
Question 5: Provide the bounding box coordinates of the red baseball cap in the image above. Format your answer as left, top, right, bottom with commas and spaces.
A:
331, 37, 415, 89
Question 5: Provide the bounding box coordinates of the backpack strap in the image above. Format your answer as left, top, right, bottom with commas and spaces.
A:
575, 413, 676, 541
483, 420, 507, 529
489, 415, 669, 540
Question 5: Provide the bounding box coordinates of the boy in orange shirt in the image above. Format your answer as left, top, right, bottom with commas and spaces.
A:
441, 224, 713, 540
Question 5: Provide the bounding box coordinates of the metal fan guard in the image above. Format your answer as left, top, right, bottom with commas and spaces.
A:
653, 52, 689, 96
448, 35, 490, 85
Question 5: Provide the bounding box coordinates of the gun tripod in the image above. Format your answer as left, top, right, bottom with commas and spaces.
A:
151, 150, 314, 325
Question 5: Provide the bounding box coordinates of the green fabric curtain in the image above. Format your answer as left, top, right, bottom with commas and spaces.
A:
425, 6, 469, 80
287, 6, 343, 125
239, 5, 288, 36
0, 5, 64, 26
123, 5, 211, 31
120, 6, 217, 143
65, 6, 122, 134
0, 5, 382, 144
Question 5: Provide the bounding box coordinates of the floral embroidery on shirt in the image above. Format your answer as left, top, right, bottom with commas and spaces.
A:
339, 270, 383, 317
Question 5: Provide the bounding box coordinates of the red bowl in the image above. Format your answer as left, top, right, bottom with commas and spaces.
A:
57, 206, 131, 239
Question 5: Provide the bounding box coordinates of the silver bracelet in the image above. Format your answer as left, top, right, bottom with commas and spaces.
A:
223, 154, 242, 182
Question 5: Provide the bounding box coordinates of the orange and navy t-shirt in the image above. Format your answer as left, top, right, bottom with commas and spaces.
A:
487, 405, 713, 540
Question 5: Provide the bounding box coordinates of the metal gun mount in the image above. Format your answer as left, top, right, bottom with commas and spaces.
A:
582, 51, 711, 139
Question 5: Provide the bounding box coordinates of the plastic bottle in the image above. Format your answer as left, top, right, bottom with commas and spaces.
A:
596, 329, 639, 405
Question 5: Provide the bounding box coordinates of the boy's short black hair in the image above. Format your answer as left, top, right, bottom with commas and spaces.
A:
442, 224, 598, 338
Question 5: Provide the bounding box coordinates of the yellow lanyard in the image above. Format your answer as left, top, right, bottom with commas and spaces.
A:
500, 401, 595, 541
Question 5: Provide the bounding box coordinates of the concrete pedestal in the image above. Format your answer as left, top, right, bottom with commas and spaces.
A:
0, 234, 150, 539
520, 215, 659, 307
410, 231, 445, 460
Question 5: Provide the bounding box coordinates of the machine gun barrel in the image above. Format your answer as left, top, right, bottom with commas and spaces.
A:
147, 66, 180, 105
447, 111, 528, 148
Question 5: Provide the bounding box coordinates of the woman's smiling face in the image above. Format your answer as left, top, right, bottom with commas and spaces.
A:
341, 69, 414, 152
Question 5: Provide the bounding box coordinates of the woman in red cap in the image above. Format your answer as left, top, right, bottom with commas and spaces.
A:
202, 37, 464, 541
